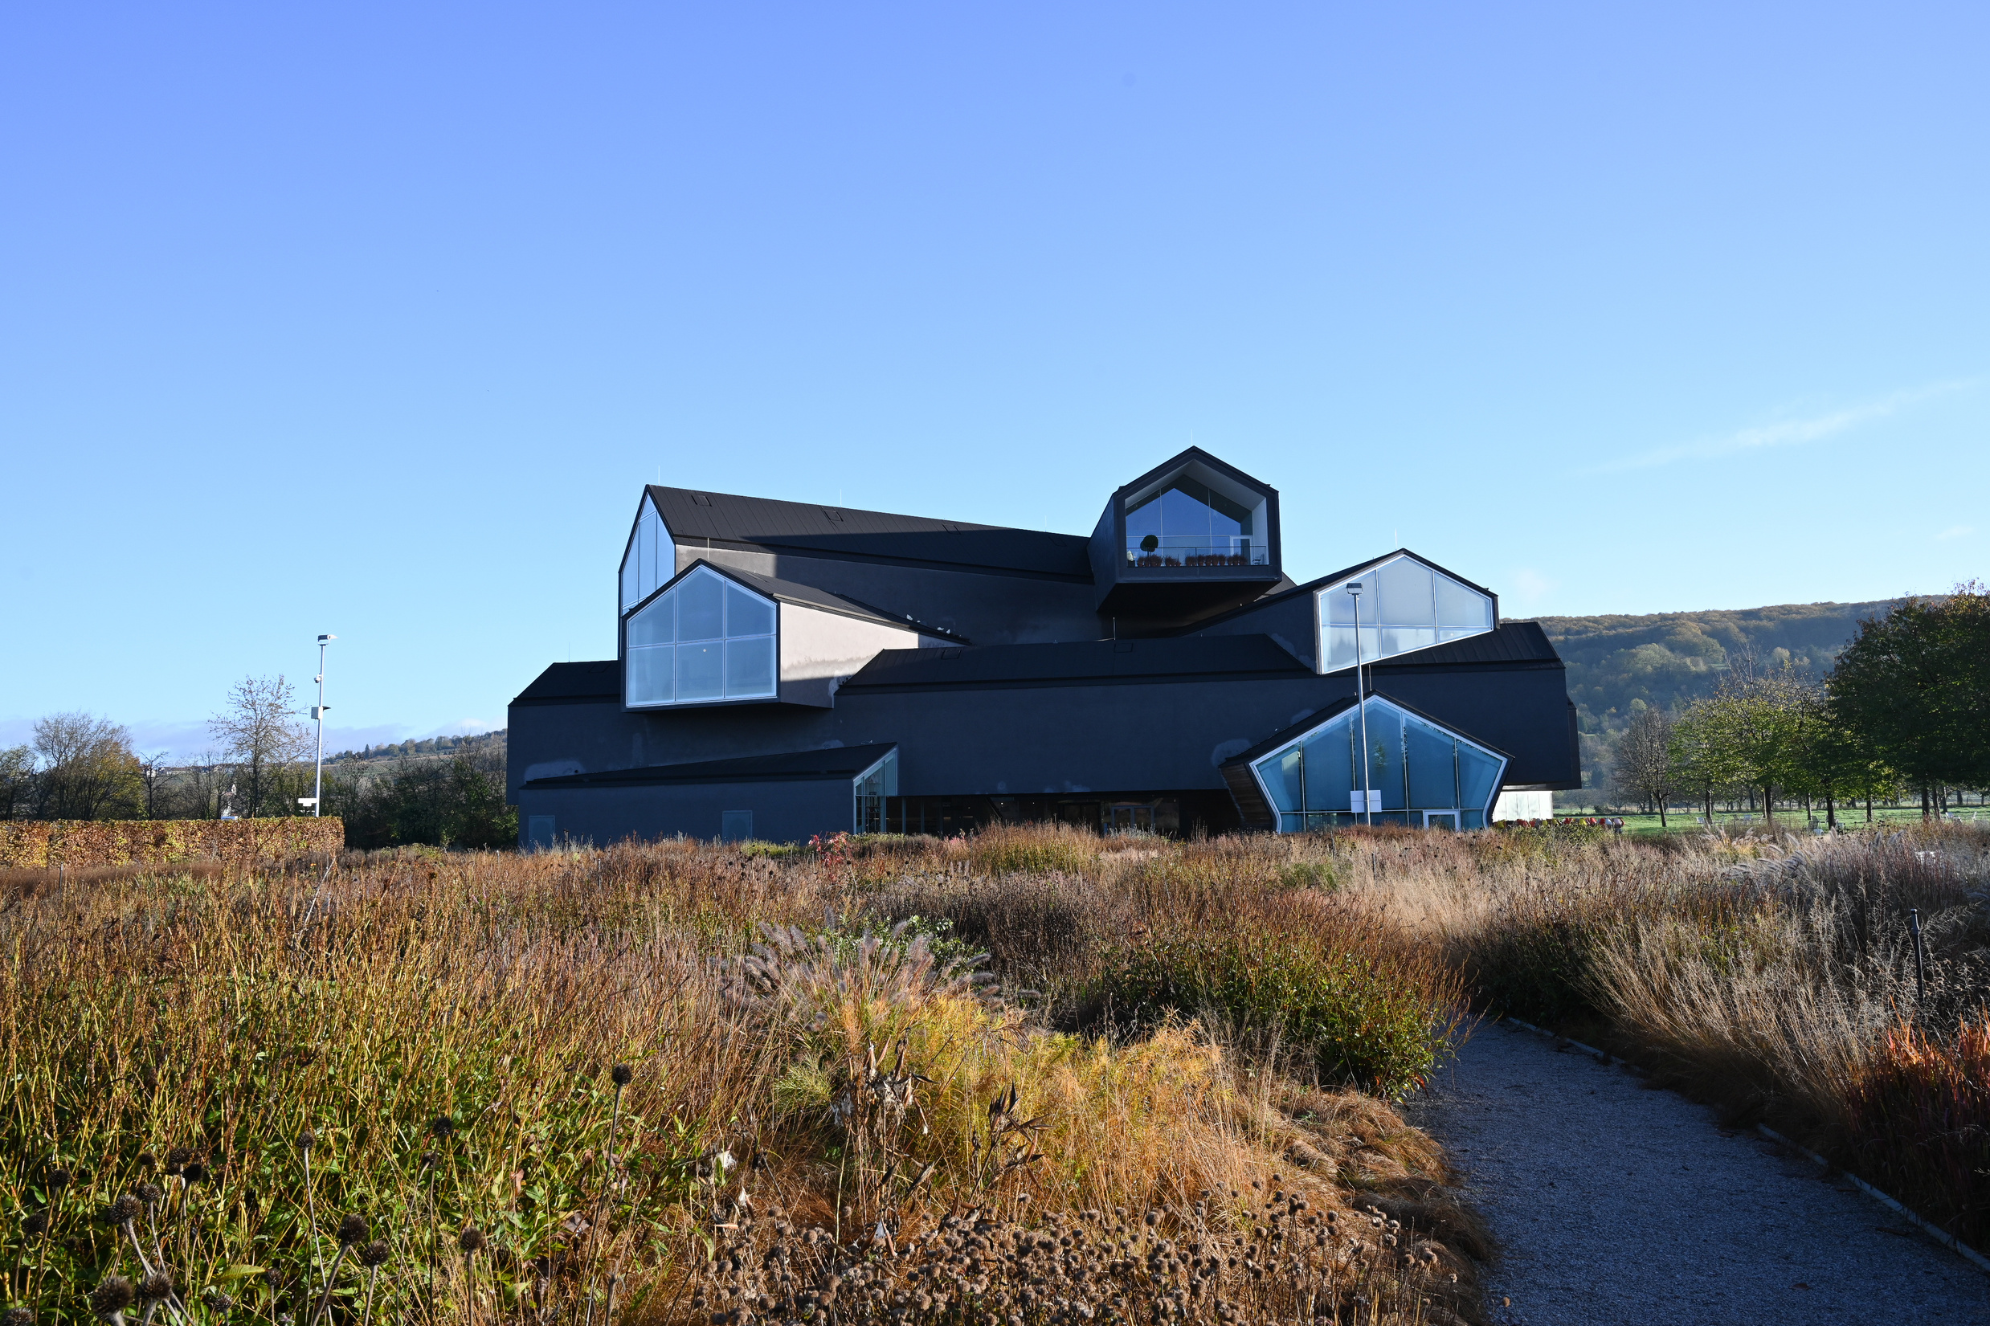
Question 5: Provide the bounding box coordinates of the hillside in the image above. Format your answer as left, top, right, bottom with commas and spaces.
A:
329, 728, 508, 764
1521, 599, 1903, 799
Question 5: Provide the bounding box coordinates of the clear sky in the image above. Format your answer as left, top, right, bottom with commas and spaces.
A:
3, 3, 1985, 757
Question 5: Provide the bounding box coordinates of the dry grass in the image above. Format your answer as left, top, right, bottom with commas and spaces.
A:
0, 831, 1479, 1326
1338, 820, 1990, 1248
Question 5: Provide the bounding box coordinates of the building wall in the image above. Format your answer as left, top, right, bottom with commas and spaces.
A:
777, 603, 921, 707
519, 776, 854, 846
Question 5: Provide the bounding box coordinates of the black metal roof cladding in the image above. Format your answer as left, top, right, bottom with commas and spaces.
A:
513, 661, 620, 704
521, 742, 899, 789
841, 635, 1313, 691
654, 560, 972, 644
646, 486, 1093, 580
1368, 621, 1562, 669
1186, 547, 1501, 633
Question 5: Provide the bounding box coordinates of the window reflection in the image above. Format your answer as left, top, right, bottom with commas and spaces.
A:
1248, 697, 1506, 831
620, 499, 670, 613
1316, 555, 1494, 672
1124, 476, 1265, 567
853, 750, 899, 833
626, 567, 779, 707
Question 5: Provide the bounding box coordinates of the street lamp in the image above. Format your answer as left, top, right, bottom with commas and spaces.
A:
1346, 582, 1373, 826
303, 634, 336, 816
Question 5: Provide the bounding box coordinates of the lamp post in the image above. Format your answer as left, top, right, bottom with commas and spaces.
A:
308, 634, 336, 816
1347, 582, 1373, 826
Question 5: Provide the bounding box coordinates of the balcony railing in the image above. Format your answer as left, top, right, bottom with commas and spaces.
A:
1124, 542, 1269, 569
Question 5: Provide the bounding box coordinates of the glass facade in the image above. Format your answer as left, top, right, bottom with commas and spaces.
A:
1249, 697, 1507, 832
620, 498, 670, 614
1124, 476, 1265, 567
853, 749, 899, 833
1317, 555, 1494, 673
625, 567, 779, 707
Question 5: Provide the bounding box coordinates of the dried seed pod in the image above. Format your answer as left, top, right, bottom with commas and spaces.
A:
164, 1148, 193, 1175
137, 1274, 174, 1302
360, 1240, 391, 1268
611, 1064, 634, 1086
23, 1210, 50, 1236
89, 1275, 136, 1321
458, 1226, 485, 1254
107, 1194, 144, 1225
297, 1129, 318, 1153
46, 1166, 73, 1190
429, 1115, 456, 1139
337, 1214, 369, 1246
134, 1183, 163, 1208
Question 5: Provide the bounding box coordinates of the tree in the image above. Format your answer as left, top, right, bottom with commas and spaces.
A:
30, 712, 142, 820
1830, 584, 1990, 814
208, 676, 312, 818
0, 746, 34, 820
1671, 692, 1750, 822
1613, 703, 1679, 826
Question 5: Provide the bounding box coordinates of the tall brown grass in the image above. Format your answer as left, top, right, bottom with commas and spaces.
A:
0, 831, 1478, 1325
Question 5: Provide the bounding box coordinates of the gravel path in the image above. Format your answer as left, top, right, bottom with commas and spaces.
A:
1403, 1021, 1989, 1324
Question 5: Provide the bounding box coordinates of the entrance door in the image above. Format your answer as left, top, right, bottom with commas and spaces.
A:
1423, 810, 1460, 831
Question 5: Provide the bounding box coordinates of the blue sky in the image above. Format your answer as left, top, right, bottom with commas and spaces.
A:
2, 3, 1984, 757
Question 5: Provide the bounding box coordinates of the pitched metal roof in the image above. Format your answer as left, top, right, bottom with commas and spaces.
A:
649, 560, 971, 644
1186, 547, 1501, 633
520, 742, 898, 789
646, 486, 1092, 580
512, 661, 620, 705
841, 634, 1313, 693
1369, 621, 1562, 669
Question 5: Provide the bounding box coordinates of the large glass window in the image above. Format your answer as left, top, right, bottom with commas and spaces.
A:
619, 498, 669, 614
625, 567, 779, 707
1317, 555, 1494, 672
853, 749, 899, 833
1248, 697, 1507, 831
1124, 476, 1266, 567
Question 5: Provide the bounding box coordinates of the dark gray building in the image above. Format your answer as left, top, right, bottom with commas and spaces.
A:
509, 449, 1581, 845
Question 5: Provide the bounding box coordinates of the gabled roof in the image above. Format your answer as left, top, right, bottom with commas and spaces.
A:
636, 560, 971, 644
520, 743, 898, 789
1217, 690, 1512, 772
512, 661, 620, 706
1186, 547, 1500, 634
645, 486, 1092, 580
841, 634, 1313, 693
1110, 446, 1277, 504
1370, 621, 1562, 669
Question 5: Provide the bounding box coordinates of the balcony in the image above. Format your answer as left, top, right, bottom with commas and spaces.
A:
1124, 540, 1269, 570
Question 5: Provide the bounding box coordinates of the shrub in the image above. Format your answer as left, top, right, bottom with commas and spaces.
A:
1099, 927, 1457, 1097
968, 822, 1100, 875
1844, 1015, 1990, 1247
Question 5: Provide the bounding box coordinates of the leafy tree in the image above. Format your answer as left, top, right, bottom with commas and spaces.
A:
328, 745, 516, 849
208, 675, 312, 817
1830, 584, 1990, 813
1612, 703, 1679, 826
0, 745, 35, 820
30, 712, 142, 820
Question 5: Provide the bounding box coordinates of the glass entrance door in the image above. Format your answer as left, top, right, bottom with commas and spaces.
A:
1423, 811, 1461, 831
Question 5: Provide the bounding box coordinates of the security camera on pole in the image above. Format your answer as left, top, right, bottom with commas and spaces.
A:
1346, 582, 1376, 826
299, 633, 336, 815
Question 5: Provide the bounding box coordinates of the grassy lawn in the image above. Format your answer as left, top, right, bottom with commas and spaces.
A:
1551, 806, 1990, 836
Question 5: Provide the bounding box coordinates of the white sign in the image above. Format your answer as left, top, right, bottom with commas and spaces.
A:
1349, 789, 1382, 813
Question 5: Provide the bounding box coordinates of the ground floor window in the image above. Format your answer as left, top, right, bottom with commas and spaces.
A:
853, 750, 899, 833
1249, 696, 1507, 832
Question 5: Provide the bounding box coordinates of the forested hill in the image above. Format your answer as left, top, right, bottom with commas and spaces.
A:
1524, 600, 1902, 740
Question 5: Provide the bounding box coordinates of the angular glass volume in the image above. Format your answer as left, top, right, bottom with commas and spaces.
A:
625, 567, 780, 707
852, 748, 899, 833
1317, 554, 1494, 673
619, 497, 669, 614
1248, 696, 1507, 831
1124, 476, 1265, 567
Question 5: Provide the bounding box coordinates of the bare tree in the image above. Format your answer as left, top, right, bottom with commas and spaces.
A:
208, 676, 312, 818
1614, 702, 1679, 827
31, 712, 142, 820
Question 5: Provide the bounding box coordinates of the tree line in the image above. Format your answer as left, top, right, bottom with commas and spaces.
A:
1610, 584, 1990, 827
1, 676, 516, 849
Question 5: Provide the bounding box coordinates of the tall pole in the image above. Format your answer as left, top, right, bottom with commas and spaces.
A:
312, 634, 334, 816
1350, 583, 1372, 826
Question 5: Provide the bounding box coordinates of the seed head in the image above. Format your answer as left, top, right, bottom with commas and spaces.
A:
337, 1214, 369, 1246
419, 1151, 439, 1170
137, 1273, 174, 1302
201, 1289, 234, 1312
360, 1240, 391, 1268
297, 1129, 318, 1154
107, 1194, 144, 1225
429, 1115, 456, 1140
458, 1226, 485, 1254
45, 1166, 73, 1190
89, 1275, 136, 1320
611, 1063, 634, 1087
135, 1183, 163, 1208
164, 1148, 193, 1176
23, 1210, 50, 1236
181, 1161, 208, 1184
